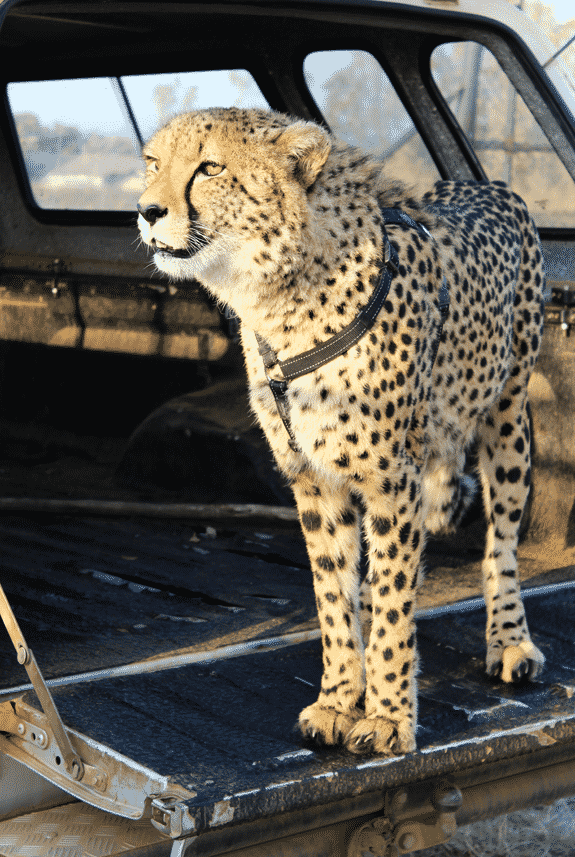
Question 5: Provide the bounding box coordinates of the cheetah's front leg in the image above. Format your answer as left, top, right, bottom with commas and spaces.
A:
346, 467, 424, 756
291, 471, 365, 746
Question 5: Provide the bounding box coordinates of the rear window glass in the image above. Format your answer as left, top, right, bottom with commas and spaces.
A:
303, 49, 440, 195
431, 42, 575, 228
7, 70, 268, 211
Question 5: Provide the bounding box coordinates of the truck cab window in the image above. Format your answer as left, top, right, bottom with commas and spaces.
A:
431, 41, 575, 229
303, 50, 440, 195
8, 77, 142, 211
7, 70, 268, 212
120, 69, 269, 140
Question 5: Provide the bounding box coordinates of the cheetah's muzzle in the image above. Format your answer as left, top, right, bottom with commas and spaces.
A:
153, 239, 207, 259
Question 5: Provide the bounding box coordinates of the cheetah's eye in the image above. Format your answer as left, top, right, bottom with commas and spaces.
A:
144, 156, 159, 173
198, 162, 225, 177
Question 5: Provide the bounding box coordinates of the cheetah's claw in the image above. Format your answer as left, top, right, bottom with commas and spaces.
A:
345, 716, 415, 756
298, 701, 362, 746
486, 641, 545, 683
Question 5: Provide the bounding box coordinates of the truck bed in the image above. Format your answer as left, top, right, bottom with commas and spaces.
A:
1, 496, 575, 852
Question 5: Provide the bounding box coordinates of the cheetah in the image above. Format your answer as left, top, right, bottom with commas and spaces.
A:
137, 108, 546, 755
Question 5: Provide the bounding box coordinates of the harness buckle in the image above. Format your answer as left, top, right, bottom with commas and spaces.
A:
267, 377, 301, 452
256, 337, 279, 372
268, 377, 288, 398
383, 238, 399, 274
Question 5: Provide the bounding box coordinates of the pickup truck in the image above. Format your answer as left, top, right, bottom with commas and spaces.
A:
1, 1, 575, 855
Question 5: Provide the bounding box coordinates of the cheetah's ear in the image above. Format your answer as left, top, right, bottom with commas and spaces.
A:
275, 121, 331, 188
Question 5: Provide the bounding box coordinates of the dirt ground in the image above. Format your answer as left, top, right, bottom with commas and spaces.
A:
419, 798, 575, 856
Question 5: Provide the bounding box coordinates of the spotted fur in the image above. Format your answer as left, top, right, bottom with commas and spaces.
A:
137, 108, 546, 755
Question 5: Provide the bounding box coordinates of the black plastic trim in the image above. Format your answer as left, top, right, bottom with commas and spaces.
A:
2, 0, 575, 240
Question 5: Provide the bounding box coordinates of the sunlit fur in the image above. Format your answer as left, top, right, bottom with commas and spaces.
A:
137, 108, 546, 755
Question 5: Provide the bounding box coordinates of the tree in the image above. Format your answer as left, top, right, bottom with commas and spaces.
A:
152, 83, 177, 127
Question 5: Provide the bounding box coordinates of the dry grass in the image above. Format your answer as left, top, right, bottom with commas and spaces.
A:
418, 797, 575, 856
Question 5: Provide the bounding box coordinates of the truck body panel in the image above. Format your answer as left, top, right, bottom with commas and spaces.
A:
1, 1, 575, 854
1, 513, 575, 854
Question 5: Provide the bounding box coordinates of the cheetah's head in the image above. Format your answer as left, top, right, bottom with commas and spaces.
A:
137, 108, 332, 297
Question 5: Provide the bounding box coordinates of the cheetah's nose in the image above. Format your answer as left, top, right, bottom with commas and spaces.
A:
137, 203, 168, 225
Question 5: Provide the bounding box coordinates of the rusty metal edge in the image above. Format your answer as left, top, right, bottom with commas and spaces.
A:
169, 740, 575, 857
1, 579, 575, 700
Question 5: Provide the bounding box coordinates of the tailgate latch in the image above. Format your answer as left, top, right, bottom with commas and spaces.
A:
151, 796, 188, 837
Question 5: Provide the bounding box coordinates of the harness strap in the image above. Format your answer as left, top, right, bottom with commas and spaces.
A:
278, 238, 398, 381
255, 206, 448, 449
430, 276, 450, 368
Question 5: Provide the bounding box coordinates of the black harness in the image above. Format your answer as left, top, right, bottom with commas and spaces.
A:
255, 206, 449, 451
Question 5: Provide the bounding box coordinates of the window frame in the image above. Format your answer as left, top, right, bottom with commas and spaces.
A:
417, 30, 575, 241
2, 61, 279, 227
427, 38, 575, 231
301, 44, 444, 190
2, 3, 575, 241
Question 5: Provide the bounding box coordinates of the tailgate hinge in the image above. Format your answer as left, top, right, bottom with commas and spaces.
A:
545, 281, 575, 335
0, 583, 193, 821
0, 583, 94, 782
0, 698, 107, 792
348, 780, 462, 856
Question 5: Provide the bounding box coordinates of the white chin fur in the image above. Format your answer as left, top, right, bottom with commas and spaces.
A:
149, 235, 265, 324
153, 251, 199, 281
153, 239, 227, 283
152, 236, 258, 310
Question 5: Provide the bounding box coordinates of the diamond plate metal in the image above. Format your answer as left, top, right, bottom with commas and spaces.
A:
0, 802, 170, 857
0, 697, 175, 820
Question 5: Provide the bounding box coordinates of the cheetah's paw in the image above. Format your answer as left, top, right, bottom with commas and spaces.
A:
345, 716, 416, 756
298, 702, 362, 746
486, 640, 545, 682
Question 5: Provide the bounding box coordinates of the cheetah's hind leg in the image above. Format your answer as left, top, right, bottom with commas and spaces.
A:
358, 576, 373, 648
477, 393, 544, 684
423, 456, 478, 536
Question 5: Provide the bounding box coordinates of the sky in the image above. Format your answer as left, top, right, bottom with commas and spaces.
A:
552, 0, 575, 23
6, 1, 575, 140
